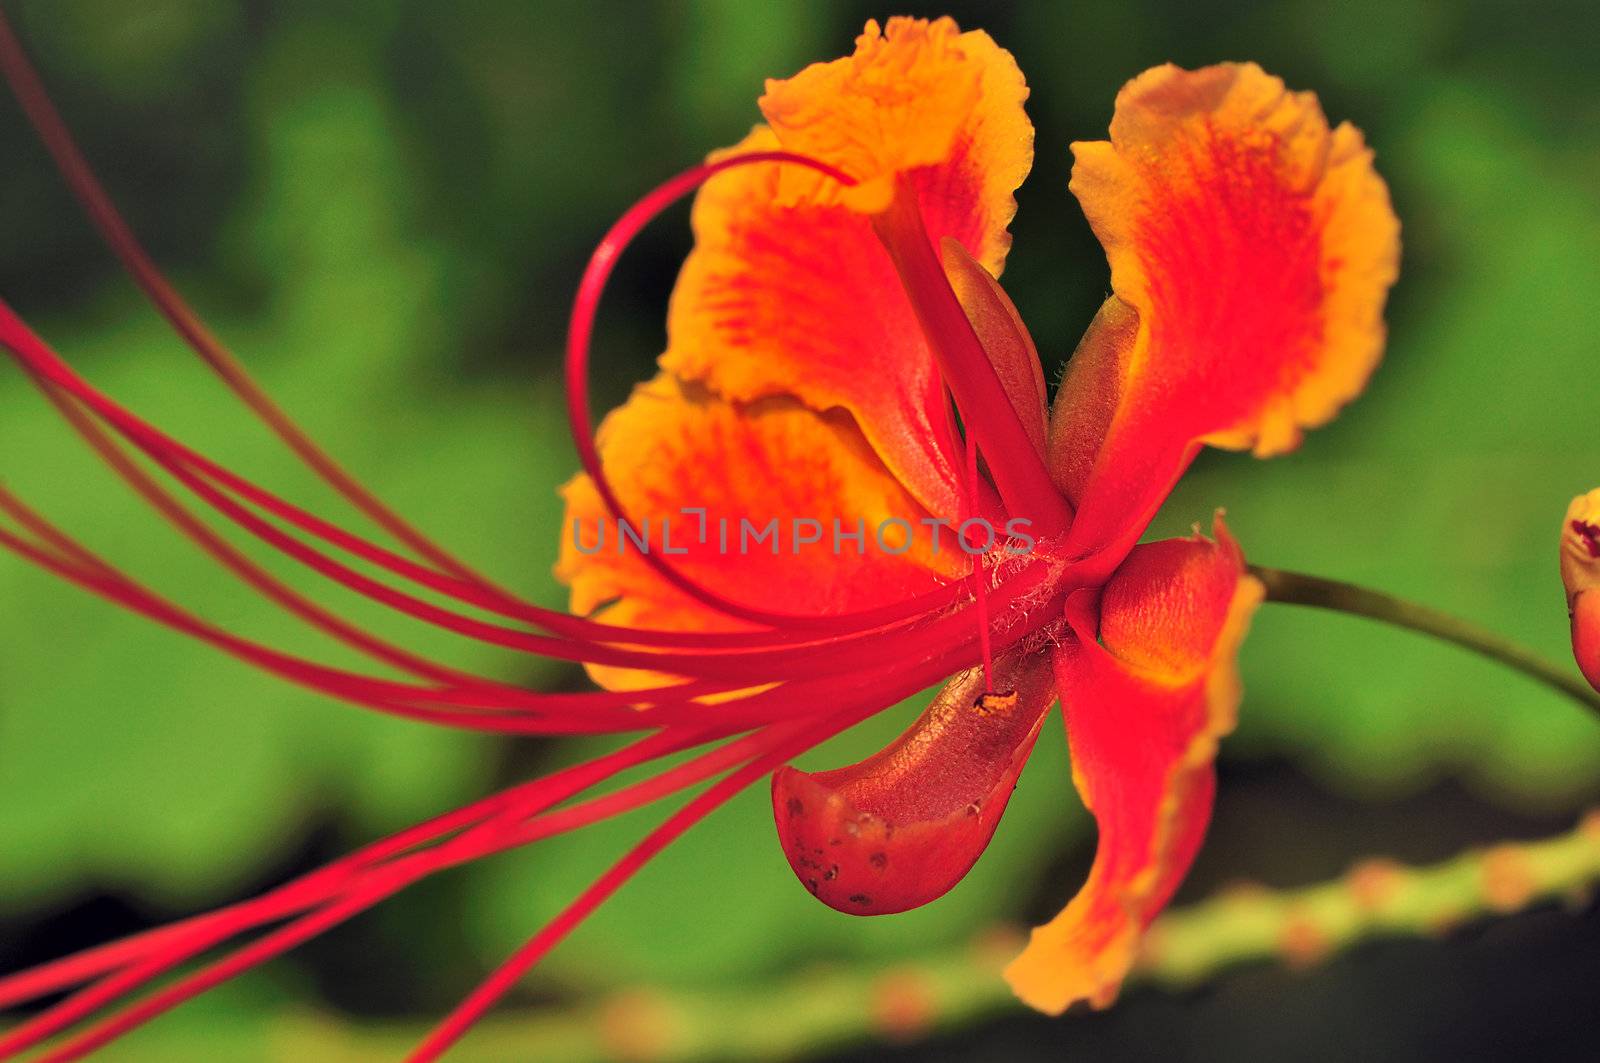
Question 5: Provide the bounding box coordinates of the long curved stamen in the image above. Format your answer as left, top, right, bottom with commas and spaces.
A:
21, 372, 516, 687
0, 296, 956, 661
2, 284, 1068, 697
0, 398, 1045, 697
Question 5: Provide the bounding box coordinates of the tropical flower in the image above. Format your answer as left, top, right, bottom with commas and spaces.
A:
1563, 489, 1600, 693
0, 13, 1397, 1060
559, 17, 1399, 1012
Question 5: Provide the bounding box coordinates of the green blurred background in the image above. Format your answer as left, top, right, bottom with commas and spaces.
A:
2, 0, 1599, 1059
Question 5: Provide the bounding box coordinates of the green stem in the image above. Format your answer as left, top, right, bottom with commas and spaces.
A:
1248, 565, 1600, 716
251, 813, 1600, 1062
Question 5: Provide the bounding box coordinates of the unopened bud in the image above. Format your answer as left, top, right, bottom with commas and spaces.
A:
1561, 490, 1600, 692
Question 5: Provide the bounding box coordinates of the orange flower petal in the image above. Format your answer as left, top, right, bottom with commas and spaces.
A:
1055, 63, 1399, 555
758, 16, 1032, 236
556, 374, 961, 689
1562, 489, 1600, 693
1004, 518, 1263, 1013
661, 17, 1032, 517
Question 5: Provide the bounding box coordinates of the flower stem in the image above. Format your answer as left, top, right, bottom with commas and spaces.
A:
255, 812, 1600, 1062
1248, 565, 1600, 716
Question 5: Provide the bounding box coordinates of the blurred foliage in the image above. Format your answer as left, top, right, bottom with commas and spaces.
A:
2, 0, 1599, 1054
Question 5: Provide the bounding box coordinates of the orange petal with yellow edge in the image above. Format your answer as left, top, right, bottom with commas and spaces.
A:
556, 374, 961, 690
1004, 517, 1262, 1013
1057, 63, 1399, 556
661, 17, 1032, 518
759, 16, 1032, 231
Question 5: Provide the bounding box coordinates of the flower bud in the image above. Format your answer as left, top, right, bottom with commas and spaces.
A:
1562, 489, 1600, 692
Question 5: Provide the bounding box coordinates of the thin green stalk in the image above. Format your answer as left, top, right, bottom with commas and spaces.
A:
250, 813, 1600, 1063
1248, 565, 1600, 717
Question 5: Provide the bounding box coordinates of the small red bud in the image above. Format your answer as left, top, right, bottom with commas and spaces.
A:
1561, 490, 1600, 692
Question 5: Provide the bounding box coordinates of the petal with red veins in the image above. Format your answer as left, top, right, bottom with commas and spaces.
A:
1053, 63, 1400, 557
661, 17, 1033, 517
